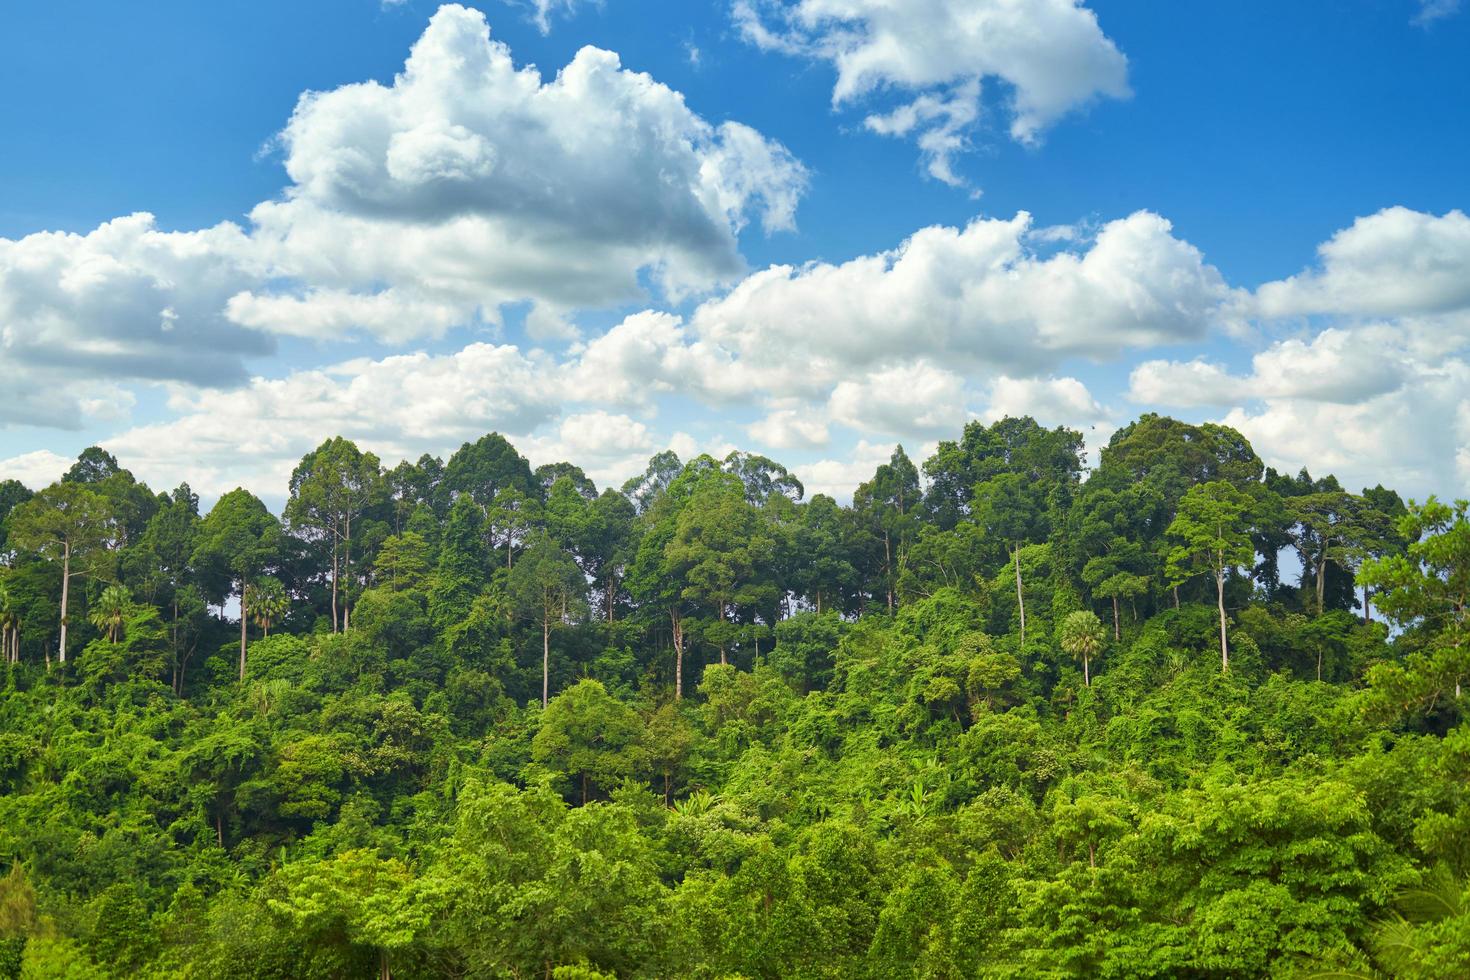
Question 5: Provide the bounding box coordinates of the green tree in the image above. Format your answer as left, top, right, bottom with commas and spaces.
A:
7, 482, 117, 663
1167, 480, 1256, 671
88, 583, 131, 643
193, 488, 281, 681
1059, 609, 1105, 686
532, 679, 646, 803
508, 535, 586, 707
286, 437, 384, 633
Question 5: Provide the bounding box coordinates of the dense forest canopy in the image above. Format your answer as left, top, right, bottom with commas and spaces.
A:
1, 413, 1468, 978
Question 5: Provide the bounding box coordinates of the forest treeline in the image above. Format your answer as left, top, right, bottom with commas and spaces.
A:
1, 412, 1468, 978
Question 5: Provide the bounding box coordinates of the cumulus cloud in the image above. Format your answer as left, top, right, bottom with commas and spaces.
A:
1255, 207, 1470, 319
1, 4, 806, 430
0, 214, 269, 427
1223, 358, 1470, 499
979, 375, 1107, 425
0, 450, 73, 491
688, 210, 1230, 394
827, 362, 968, 437
735, 0, 1129, 184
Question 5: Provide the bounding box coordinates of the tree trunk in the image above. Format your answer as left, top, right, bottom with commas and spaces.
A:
1083, 652, 1090, 687
1363, 585, 1372, 624
58, 540, 70, 663
1111, 595, 1120, 641
1215, 567, 1229, 672
379, 948, 391, 980
719, 601, 728, 666
1315, 553, 1327, 616
542, 616, 550, 708
1014, 544, 1026, 649
239, 576, 249, 682
343, 510, 352, 633
815, 591, 823, 616
1173, 584, 1180, 609
330, 537, 339, 634
672, 610, 684, 700
606, 572, 616, 623
884, 531, 894, 614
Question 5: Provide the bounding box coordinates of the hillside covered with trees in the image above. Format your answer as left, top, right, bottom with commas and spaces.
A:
0, 413, 1467, 978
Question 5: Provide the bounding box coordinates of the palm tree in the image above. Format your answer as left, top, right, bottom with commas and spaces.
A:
245, 577, 289, 638
1059, 610, 1105, 687
0, 583, 18, 664
89, 584, 131, 643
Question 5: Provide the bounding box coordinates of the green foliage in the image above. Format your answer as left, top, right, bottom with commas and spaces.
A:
3, 422, 1469, 977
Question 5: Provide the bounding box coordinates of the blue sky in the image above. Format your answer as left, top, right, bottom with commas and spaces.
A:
2, 0, 1469, 506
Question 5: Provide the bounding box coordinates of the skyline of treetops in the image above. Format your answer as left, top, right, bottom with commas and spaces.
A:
3, 410, 1468, 975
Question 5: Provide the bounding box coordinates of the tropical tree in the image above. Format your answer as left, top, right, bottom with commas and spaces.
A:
244, 577, 289, 638
286, 437, 383, 633
1059, 610, 1105, 687
508, 534, 586, 707
0, 583, 19, 664
89, 584, 132, 643
7, 482, 117, 662
194, 489, 282, 681
1166, 480, 1256, 672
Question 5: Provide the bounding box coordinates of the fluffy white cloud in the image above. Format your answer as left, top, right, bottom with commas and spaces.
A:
1, 4, 807, 430
1223, 358, 1470, 499
689, 210, 1229, 393
1127, 358, 1244, 407
827, 362, 968, 437
261, 4, 807, 311
0, 214, 268, 427
0, 450, 73, 491
735, 0, 1128, 183
1255, 207, 1470, 319
980, 375, 1106, 425
100, 343, 561, 499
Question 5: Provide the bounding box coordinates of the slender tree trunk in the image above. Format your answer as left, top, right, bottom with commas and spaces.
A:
1173, 584, 1180, 609
1315, 553, 1327, 616
1014, 544, 1026, 649
719, 600, 728, 666
542, 615, 550, 708
343, 511, 352, 633
58, 541, 70, 663
816, 591, 823, 616
239, 576, 249, 682
1362, 585, 1372, 624
379, 948, 390, 980
1215, 567, 1229, 672
1084, 653, 1090, 687
1111, 596, 1120, 641
672, 610, 684, 700
330, 536, 339, 634
884, 531, 894, 613
606, 572, 616, 623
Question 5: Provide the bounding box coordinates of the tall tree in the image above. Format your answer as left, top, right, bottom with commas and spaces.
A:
854, 446, 921, 614
1166, 481, 1256, 672
972, 473, 1046, 647
7, 482, 117, 663
1059, 610, 1105, 687
286, 438, 383, 633
194, 489, 281, 681
508, 534, 586, 708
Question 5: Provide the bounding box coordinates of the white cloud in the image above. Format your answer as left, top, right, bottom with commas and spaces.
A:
735, 0, 1129, 184
746, 409, 831, 450
0, 214, 268, 427
0, 450, 73, 491
827, 361, 968, 436
1127, 358, 1244, 407
689, 210, 1230, 393
795, 438, 921, 502
101, 342, 561, 499
1, 4, 806, 431
980, 375, 1106, 425
1224, 358, 1470, 499
1255, 207, 1470, 319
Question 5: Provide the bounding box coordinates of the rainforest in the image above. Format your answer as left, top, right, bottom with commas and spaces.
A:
0, 412, 1467, 978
